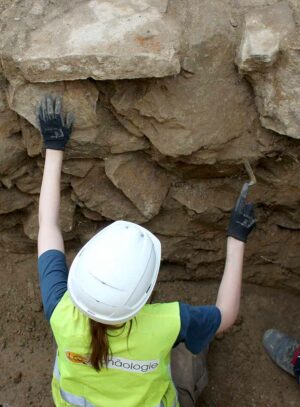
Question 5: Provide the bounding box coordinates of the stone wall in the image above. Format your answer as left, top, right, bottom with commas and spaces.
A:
1, 0, 300, 291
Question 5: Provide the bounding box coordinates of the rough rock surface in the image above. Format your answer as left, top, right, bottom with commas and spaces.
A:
105, 152, 171, 219
1, 0, 181, 82
236, 2, 300, 139
71, 165, 147, 223
0, 0, 299, 294
0, 187, 33, 214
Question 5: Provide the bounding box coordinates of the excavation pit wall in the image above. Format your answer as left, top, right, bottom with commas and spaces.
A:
1, 0, 300, 293
2, 70, 300, 293
0, 1, 300, 405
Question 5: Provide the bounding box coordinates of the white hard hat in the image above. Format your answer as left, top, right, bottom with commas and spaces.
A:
68, 220, 161, 325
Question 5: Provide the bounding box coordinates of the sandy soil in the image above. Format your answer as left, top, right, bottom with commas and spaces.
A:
1, 252, 299, 407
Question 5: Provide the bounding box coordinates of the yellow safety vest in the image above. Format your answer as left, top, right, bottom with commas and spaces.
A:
50, 291, 181, 407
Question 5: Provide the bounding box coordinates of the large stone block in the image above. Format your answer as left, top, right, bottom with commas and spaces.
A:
2, 0, 180, 82
236, 2, 300, 139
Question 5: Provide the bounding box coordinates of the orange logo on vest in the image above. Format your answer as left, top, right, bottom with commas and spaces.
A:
65, 351, 91, 365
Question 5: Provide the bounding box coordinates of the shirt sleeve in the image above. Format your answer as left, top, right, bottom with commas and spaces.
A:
38, 249, 68, 322
174, 302, 222, 354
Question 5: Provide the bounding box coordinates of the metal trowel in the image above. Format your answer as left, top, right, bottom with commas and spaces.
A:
235, 158, 256, 209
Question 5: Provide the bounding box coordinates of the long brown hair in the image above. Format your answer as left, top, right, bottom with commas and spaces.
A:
89, 319, 133, 371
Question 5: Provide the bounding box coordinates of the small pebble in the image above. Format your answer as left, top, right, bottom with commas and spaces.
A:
13, 371, 22, 384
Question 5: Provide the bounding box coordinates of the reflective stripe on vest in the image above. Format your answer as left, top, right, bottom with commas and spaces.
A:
54, 356, 167, 407
54, 357, 96, 407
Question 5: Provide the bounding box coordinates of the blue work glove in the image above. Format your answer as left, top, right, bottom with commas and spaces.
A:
227, 183, 256, 243
37, 95, 74, 151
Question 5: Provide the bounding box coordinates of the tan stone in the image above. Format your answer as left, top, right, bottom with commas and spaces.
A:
7, 80, 99, 130
15, 166, 42, 195
0, 186, 33, 214
57, 103, 148, 160
71, 217, 109, 247
62, 159, 94, 178
105, 152, 171, 219
144, 207, 208, 237
3, 0, 181, 82
0, 81, 27, 176
64, 128, 108, 159
159, 231, 224, 266
236, 3, 300, 139
71, 165, 147, 223
22, 204, 38, 241
0, 132, 27, 176
251, 156, 300, 207
20, 118, 42, 157
169, 180, 238, 214
60, 190, 76, 233
81, 207, 105, 221
236, 2, 295, 71
0, 108, 20, 137
96, 101, 149, 154
0, 77, 20, 137
107, 51, 260, 160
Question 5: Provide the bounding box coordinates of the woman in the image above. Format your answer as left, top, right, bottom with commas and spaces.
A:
37, 96, 255, 407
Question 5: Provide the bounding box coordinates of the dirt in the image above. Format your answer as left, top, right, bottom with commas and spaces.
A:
1, 251, 299, 407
